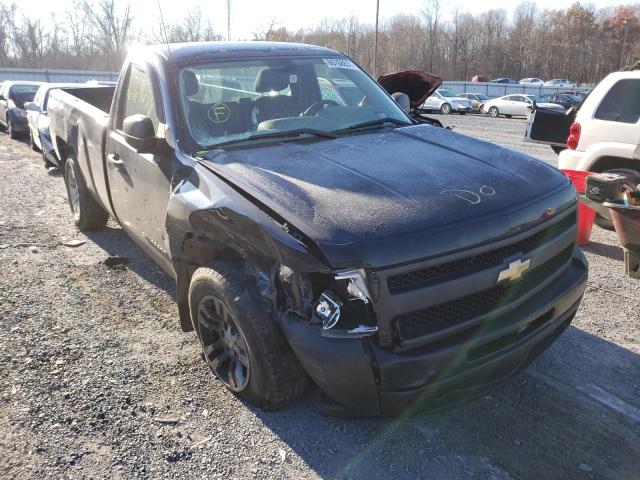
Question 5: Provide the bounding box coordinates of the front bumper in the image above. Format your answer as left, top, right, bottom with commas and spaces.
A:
280, 248, 587, 416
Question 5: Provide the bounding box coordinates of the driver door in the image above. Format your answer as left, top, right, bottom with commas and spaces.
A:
105, 62, 175, 273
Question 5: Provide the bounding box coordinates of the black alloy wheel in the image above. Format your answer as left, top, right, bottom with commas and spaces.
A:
196, 295, 251, 392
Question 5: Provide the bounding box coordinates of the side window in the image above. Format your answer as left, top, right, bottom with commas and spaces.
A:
120, 65, 160, 131
594, 79, 640, 124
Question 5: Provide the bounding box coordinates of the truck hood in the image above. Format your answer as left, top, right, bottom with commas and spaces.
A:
202, 125, 574, 269
377, 71, 442, 110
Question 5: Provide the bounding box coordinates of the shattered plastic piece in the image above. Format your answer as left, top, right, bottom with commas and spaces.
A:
63, 239, 86, 248
335, 270, 371, 303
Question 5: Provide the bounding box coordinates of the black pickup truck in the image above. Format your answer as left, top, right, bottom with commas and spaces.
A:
47, 42, 588, 416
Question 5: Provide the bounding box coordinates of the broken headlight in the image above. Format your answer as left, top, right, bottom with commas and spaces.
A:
311, 270, 377, 337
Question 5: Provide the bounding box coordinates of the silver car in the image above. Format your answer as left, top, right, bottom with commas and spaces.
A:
483, 94, 565, 118
420, 89, 473, 114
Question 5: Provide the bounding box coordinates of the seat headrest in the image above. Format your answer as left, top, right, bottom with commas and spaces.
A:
254, 68, 289, 93
182, 70, 199, 97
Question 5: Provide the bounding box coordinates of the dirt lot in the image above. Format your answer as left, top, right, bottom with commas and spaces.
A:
1, 115, 639, 480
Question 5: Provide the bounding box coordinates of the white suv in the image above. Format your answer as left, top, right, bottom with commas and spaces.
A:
558, 70, 640, 227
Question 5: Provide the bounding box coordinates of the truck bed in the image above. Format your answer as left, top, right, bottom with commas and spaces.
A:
47, 85, 116, 216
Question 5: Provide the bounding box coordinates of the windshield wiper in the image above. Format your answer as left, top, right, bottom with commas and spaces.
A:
200, 128, 337, 151
334, 117, 411, 134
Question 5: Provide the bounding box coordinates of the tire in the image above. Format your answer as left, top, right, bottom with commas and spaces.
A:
8, 122, 18, 140
30, 131, 41, 152
440, 103, 452, 115
593, 168, 640, 231
189, 265, 307, 410
63, 153, 109, 230
488, 106, 499, 118
42, 149, 55, 169
551, 145, 566, 155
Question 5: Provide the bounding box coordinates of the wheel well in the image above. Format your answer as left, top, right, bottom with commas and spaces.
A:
54, 136, 75, 164
590, 156, 640, 174
175, 234, 247, 332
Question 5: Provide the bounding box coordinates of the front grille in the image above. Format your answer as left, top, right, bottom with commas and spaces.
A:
387, 212, 576, 294
395, 245, 574, 341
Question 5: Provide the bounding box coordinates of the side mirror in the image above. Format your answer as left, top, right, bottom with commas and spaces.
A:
123, 114, 157, 153
24, 102, 38, 111
391, 92, 411, 114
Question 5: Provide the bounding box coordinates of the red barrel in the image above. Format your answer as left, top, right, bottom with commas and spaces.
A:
561, 169, 596, 245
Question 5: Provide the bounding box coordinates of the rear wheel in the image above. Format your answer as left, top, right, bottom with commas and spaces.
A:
8, 122, 18, 140
189, 265, 307, 410
29, 131, 41, 152
594, 168, 640, 231
488, 106, 499, 117
63, 153, 109, 230
440, 103, 452, 115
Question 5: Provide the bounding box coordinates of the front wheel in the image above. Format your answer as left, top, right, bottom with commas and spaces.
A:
488, 106, 499, 117
63, 153, 109, 230
189, 265, 307, 410
440, 103, 452, 115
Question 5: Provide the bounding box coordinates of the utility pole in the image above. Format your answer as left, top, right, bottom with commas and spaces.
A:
227, 0, 231, 41
620, 19, 629, 69
373, 0, 380, 77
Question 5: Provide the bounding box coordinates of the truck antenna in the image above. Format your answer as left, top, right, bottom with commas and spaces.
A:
156, 0, 172, 58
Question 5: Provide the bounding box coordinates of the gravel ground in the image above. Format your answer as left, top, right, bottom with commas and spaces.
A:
1, 116, 639, 480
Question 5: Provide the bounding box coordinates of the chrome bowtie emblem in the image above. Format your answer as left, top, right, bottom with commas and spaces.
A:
497, 258, 531, 283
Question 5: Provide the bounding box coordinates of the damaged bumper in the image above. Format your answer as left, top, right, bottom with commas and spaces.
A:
279, 249, 587, 416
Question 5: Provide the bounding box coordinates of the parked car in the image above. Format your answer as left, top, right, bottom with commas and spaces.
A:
0, 81, 44, 139
24, 83, 83, 167
519, 78, 545, 86
538, 93, 582, 110
47, 41, 587, 417
377, 70, 444, 127
483, 94, 564, 118
419, 88, 473, 114
544, 79, 577, 88
458, 92, 491, 112
491, 78, 518, 84
471, 75, 488, 83
559, 70, 640, 229
526, 70, 640, 229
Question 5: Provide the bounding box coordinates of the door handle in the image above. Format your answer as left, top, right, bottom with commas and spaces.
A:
107, 153, 124, 165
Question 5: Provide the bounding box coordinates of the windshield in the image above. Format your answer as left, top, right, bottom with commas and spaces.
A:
438, 89, 457, 98
476, 94, 490, 100
178, 56, 409, 150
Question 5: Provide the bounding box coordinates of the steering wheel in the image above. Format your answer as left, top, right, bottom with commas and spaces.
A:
302, 99, 340, 116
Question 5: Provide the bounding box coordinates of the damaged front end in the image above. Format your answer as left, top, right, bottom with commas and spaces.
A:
275, 264, 383, 415
276, 266, 378, 339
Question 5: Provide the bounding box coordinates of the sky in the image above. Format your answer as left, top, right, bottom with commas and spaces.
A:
22, 0, 635, 40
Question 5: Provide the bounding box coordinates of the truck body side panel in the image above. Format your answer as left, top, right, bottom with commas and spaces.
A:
48, 86, 116, 217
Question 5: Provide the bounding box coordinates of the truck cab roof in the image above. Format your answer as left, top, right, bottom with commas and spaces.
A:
145, 41, 341, 65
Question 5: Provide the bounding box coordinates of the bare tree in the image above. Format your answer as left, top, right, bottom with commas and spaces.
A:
82, 0, 133, 69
